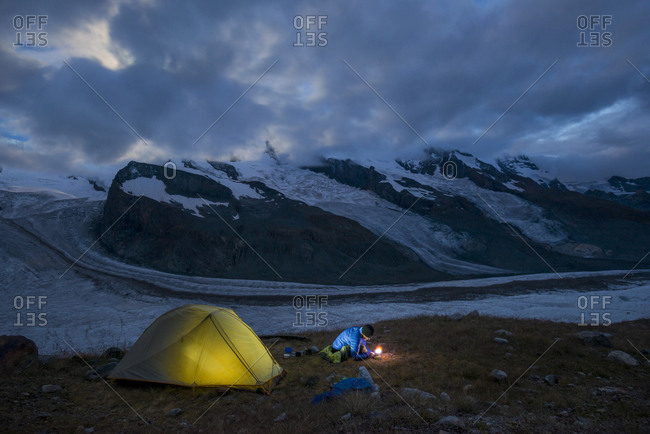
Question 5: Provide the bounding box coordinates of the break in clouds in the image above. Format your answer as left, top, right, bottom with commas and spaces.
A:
1, 0, 649, 181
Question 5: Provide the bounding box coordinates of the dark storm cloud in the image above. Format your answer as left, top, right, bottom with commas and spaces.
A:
0, 0, 649, 179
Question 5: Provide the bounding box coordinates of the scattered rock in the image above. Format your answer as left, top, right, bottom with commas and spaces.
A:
494, 329, 513, 336
167, 408, 182, 417
462, 384, 474, 394
575, 331, 612, 347
401, 387, 437, 401
597, 386, 629, 394
273, 412, 286, 423
369, 410, 384, 420
358, 366, 374, 387
370, 392, 380, 400
448, 313, 463, 321
558, 410, 569, 417
325, 373, 344, 385
544, 375, 559, 385
437, 415, 465, 428
440, 392, 451, 402
607, 350, 639, 366
490, 369, 508, 382
544, 402, 555, 409
101, 347, 124, 359
41, 384, 62, 393
85, 362, 118, 380
0, 335, 38, 375
84, 428, 95, 433
466, 310, 480, 319
493, 337, 509, 344
340, 413, 352, 421
311, 346, 320, 353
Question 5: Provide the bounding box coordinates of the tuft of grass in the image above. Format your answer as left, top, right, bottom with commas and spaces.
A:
336, 390, 376, 416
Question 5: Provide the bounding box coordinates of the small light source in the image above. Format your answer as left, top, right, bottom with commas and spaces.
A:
375, 346, 382, 355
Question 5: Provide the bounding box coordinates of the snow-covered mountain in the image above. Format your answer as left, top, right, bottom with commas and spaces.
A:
2, 153, 650, 353
92, 149, 650, 284
0, 166, 108, 202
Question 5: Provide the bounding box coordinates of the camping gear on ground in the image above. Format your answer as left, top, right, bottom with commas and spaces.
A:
108, 304, 285, 394
319, 344, 351, 363
311, 377, 373, 403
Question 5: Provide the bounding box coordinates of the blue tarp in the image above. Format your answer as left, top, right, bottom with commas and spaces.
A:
311, 377, 373, 404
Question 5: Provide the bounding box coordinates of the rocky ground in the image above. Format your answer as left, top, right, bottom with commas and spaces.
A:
1, 313, 649, 433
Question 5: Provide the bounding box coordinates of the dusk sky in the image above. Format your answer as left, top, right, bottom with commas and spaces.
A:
1, 0, 649, 181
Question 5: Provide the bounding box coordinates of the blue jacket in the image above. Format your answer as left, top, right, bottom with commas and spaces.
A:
333, 326, 370, 359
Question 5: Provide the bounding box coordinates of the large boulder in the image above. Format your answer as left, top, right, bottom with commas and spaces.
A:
85, 362, 118, 380
101, 347, 124, 359
575, 331, 612, 347
490, 369, 508, 382
400, 387, 437, 401
0, 335, 38, 375
607, 350, 639, 367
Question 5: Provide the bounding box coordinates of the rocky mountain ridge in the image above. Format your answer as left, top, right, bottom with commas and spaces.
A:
96, 149, 650, 284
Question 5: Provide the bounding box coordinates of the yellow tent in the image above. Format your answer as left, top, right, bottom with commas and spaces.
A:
108, 304, 285, 394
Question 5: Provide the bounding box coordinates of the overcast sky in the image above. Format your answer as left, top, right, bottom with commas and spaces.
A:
1, 0, 649, 181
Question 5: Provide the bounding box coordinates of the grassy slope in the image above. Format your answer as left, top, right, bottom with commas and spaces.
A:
3, 315, 649, 433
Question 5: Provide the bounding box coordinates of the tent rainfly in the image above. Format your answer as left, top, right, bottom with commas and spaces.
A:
108, 304, 285, 394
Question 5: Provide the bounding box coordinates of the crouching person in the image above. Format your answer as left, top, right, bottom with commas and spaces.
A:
320, 324, 375, 363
